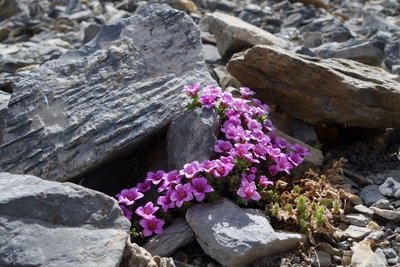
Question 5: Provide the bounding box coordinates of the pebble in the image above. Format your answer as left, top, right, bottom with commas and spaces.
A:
354, 204, 374, 216
345, 213, 370, 227
344, 225, 373, 239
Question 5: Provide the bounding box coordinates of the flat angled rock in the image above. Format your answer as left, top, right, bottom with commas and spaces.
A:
207, 12, 289, 59
227, 45, 400, 128
186, 198, 306, 267
0, 4, 214, 181
0, 172, 130, 267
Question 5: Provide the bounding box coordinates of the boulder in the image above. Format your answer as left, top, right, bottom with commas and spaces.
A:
227, 45, 400, 128
168, 108, 220, 170
186, 198, 306, 267
0, 172, 130, 267
0, 4, 214, 182
207, 12, 289, 59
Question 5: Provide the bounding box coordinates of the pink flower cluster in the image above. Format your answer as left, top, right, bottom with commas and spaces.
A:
117, 84, 309, 237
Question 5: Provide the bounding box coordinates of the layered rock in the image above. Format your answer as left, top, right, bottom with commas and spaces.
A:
0, 172, 130, 267
227, 45, 400, 128
0, 4, 214, 181
207, 12, 289, 59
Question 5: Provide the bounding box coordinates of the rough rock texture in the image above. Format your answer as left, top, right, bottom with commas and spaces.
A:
0, 91, 10, 144
344, 225, 372, 239
207, 12, 289, 59
312, 39, 385, 66
168, 109, 220, 170
144, 218, 195, 257
227, 45, 400, 128
121, 242, 176, 267
360, 185, 387, 206
186, 198, 306, 267
0, 4, 215, 181
0, 172, 130, 267
370, 207, 400, 223
378, 177, 400, 198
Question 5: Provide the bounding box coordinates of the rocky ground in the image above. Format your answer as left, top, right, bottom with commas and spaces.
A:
0, 0, 399, 266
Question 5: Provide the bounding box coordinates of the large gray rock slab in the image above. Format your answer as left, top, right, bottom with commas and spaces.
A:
227, 45, 400, 128
0, 4, 214, 181
168, 108, 220, 170
186, 198, 306, 267
143, 218, 195, 257
0, 172, 130, 267
207, 12, 289, 59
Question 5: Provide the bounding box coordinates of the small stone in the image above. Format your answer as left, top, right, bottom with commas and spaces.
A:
345, 213, 370, 227
371, 199, 392, 210
351, 241, 387, 267
383, 248, 397, 258
388, 257, 399, 265
365, 230, 384, 240
379, 177, 400, 198
170, 0, 198, 13
144, 218, 195, 257
360, 185, 388, 206
353, 205, 374, 216
344, 225, 372, 239
343, 168, 373, 187
371, 207, 400, 223
366, 221, 381, 231
311, 251, 331, 267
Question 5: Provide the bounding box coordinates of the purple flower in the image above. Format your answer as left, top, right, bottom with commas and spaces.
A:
204, 85, 223, 96
170, 183, 194, 208
288, 152, 304, 167
259, 175, 274, 188
135, 202, 159, 219
199, 93, 217, 109
214, 140, 233, 154
220, 92, 234, 108
266, 145, 283, 161
237, 180, 261, 201
140, 216, 165, 237
116, 187, 144, 205
201, 160, 215, 174
157, 188, 175, 212
275, 137, 289, 149
119, 205, 133, 220
230, 143, 254, 162
291, 144, 310, 157
179, 161, 202, 179
212, 160, 234, 178
183, 83, 200, 97
191, 177, 214, 202
137, 179, 152, 192
146, 170, 166, 185
252, 143, 268, 160
239, 87, 255, 99
158, 170, 181, 192
220, 156, 234, 164
241, 172, 256, 182
269, 156, 293, 175
247, 119, 262, 132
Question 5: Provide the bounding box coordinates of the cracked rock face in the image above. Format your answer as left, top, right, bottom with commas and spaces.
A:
0, 4, 214, 181
0, 172, 130, 267
227, 45, 400, 128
